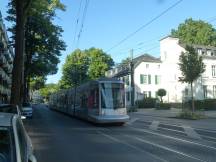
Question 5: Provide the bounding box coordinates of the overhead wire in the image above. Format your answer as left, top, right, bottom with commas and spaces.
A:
106, 0, 184, 53
72, 0, 83, 50
76, 0, 90, 48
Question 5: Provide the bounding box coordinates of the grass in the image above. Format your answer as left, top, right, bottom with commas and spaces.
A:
177, 110, 206, 120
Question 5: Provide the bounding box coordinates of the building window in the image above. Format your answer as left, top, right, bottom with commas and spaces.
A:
124, 75, 130, 85
155, 75, 161, 85
140, 74, 147, 84
143, 91, 148, 98
148, 91, 151, 98
207, 49, 212, 56
126, 92, 130, 101
212, 65, 216, 77
203, 85, 207, 99
148, 75, 151, 84
197, 48, 202, 55
146, 64, 149, 68
143, 91, 151, 98
185, 88, 189, 96
164, 51, 167, 60
213, 86, 216, 98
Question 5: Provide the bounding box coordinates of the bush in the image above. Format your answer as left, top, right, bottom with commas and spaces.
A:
177, 110, 206, 120
184, 99, 216, 111
156, 103, 171, 110
135, 98, 158, 108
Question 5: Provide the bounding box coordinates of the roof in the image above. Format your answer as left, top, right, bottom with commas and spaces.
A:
0, 113, 14, 127
133, 54, 161, 68
107, 54, 161, 78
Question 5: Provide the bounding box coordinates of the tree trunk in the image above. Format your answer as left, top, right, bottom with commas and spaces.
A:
191, 82, 195, 113
10, 0, 25, 106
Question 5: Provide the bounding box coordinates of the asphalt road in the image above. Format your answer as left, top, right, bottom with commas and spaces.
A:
24, 105, 216, 162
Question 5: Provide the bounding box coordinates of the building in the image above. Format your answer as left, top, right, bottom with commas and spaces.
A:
160, 36, 216, 103
105, 54, 162, 107
0, 11, 14, 103
106, 36, 216, 106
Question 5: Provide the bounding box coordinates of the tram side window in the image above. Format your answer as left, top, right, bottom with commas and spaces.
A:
81, 93, 87, 108
87, 89, 99, 109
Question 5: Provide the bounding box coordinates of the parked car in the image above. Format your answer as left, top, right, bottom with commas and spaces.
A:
22, 103, 33, 118
0, 113, 37, 162
0, 104, 25, 119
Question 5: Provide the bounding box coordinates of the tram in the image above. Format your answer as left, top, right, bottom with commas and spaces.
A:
49, 78, 129, 124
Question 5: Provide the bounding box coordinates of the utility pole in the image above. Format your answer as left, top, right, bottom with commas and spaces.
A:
130, 49, 135, 109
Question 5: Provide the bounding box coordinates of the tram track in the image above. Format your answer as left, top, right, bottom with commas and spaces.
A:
98, 128, 211, 162
99, 124, 216, 162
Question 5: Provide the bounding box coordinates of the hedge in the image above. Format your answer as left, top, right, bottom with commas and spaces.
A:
135, 98, 159, 108
184, 99, 216, 111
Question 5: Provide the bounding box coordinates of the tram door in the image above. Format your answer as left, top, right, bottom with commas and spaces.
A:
100, 82, 126, 116
87, 85, 100, 116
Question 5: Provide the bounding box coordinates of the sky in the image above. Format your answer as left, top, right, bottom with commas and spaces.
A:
0, 0, 216, 84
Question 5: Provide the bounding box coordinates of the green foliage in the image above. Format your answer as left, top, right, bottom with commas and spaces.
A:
184, 99, 216, 111
179, 46, 205, 84
156, 103, 171, 110
39, 83, 59, 100
171, 18, 216, 46
179, 45, 205, 112
30, 76, 46, 90
178, 110, 205, 120
136, 98, 158, 108
119, 57, 131, 66
156, 89, 167, 103
60, 48, 114, 88
7, 0, 66, 77
61, 49, 89, 87
87, 48, 114, 80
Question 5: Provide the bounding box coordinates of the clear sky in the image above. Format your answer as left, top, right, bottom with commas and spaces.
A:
1, 0, 216, 84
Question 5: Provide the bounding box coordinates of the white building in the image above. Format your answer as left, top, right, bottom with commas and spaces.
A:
105, 54, 162, 107
160, 36, 216, 103
106, 36, 216, 106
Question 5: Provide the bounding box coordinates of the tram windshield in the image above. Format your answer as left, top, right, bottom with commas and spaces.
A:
101, 83, 125, 109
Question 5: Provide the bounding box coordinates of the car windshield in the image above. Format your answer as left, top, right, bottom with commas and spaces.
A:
22, 103, 30, 107
101, 83, 125, 109
0, 105, 18, 114
0, 127, 14, 162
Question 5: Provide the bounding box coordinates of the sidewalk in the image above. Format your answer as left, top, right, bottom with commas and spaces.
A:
134, 108, 216, 118
130, 108, 216, 131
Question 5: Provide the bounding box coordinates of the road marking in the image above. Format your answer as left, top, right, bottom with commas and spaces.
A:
149, 121, 159, 131
183, 125, 201, 140
125, 135, 207, 162
97, 131, 168, 162
129, 127, 216, 151
126, 118, 139, 125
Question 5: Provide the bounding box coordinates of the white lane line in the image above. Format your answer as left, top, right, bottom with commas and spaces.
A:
125, 135, 207, 162
149, 121, 159, 131
126, 118, 139, 125
97, 131, 168, 162
183, 125, 201, 140
129, 127, 216, 151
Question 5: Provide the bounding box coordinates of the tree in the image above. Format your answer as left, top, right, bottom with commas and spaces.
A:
171, 18, 216, 46
29, 76, 46, 91
9, 0, 33, 105
157, 89, 166, 103
39, 83, 58, 101
7, 0, 66, 103
87, 48, 114, 80
61, 49, 89, 88
178, 45, 205, 112
60, 48, 114, 88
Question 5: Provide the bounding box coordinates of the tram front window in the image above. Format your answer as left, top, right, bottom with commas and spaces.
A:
101, 83, 125, 109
